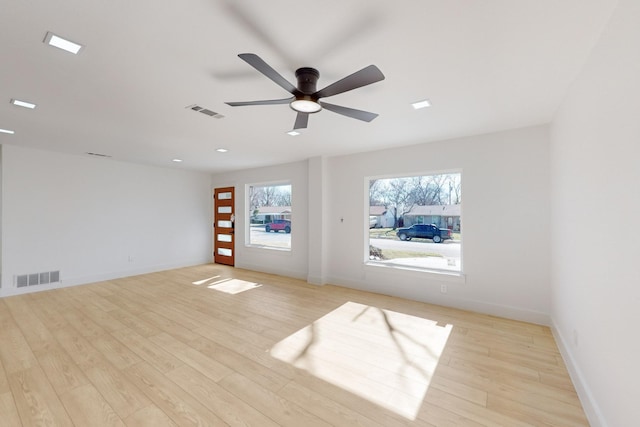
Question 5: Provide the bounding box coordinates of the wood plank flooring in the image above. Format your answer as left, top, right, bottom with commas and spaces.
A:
0, 264, 589, 426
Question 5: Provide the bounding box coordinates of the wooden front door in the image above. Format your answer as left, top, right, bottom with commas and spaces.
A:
214, 187, 235, 266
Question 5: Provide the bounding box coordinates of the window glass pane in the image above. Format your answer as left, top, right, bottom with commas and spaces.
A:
218, 206, 232, 214
248, 183, 292, 250
218, 220, 233, 228
218, 248, 232, 256
218, 192, 232, 200
217, 234, 232, 242
368, 173, 461, 272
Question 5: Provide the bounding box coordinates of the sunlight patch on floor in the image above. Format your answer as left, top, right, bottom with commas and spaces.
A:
270, 301, 452, 420
191, 275, 221, 286
207, 278, 262, 294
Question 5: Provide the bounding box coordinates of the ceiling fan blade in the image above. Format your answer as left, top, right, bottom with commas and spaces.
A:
320, 101, 379, 122
223, 2, 299, 69
293, 112, 309, 130
314, 65, 385, 99
225, 97, 294, 107
238, 53, 300, 95
313, 11, 381, 63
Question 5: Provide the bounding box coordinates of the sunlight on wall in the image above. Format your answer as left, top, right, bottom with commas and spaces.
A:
270, 301, 452, 419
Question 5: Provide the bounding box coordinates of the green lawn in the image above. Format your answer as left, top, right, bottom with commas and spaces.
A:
369, 228, 461, 241
378, 249, 443, 259
369, 228, 398, 239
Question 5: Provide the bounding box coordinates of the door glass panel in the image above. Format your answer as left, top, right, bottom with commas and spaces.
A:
217, 234, 232, 242
218, 192, 232, 200
218, 248, 232, 256
218, 220, 233, 228
218, 206, 232, 214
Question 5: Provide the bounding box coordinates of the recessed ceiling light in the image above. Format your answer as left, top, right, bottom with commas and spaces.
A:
43, 31, 83, 54
10, 99, 37, 109
172, 158, 183, 162
287, 130, 301, 136
411, 99, 431, 110
0, 128, 15, 134
216, 148, 228, 153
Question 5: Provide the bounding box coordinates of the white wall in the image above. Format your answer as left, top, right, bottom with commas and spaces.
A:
326, 125, 551, 324
550, 0, 640, 425
0, 145, 212, 296
213, 126, 551, 323
307, 156, 328, 285
211, 160, 309, 280
0, 146, 3, 283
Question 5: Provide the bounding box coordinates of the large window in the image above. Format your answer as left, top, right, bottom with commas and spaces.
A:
368, 173, 461, 272
248, 183, 292, 250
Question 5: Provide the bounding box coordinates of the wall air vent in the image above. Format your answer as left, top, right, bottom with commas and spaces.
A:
186, 104, 225, 119
15, 270, 60, 288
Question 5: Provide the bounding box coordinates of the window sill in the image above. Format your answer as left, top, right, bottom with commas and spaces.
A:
365, 260, 466, 284
245, 244, 292, 253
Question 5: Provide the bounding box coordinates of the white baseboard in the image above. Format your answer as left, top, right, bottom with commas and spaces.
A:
306, 275, 326, 286
551, 321, 608, 427
0, 258, 210, 298
235, 261, 307, 281
326, 274, 551, 326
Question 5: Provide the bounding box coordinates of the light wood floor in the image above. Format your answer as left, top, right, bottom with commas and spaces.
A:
0, 264, 588, 426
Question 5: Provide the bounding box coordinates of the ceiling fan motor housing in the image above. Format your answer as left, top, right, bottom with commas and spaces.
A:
295, 67, 320, 95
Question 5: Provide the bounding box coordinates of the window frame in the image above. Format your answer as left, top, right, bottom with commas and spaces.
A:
364, 170, 464, 277
245, 181, 293, 252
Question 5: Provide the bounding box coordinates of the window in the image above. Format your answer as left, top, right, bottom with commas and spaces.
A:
368, 173, 461, 272
248, 183, 292, 250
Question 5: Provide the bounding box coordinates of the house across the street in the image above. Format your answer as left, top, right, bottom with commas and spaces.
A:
403, 204, 461, 231
251, 206, 291, 224
370, 204, 460, 230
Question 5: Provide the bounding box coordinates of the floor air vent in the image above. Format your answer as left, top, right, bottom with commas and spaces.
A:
15, 270, 60, 288
186, 104, 225, 119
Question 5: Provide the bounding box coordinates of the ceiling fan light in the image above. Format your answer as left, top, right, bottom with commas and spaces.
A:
290, 99, 322, 113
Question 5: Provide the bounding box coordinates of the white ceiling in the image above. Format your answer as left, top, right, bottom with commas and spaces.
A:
0, 0, 617, 173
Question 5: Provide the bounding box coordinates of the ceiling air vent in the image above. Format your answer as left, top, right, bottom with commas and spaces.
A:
186, 104, 224, 119
86, 152, 112, 158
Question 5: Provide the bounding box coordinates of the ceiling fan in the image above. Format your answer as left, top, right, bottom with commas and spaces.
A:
225, 53, 385, 131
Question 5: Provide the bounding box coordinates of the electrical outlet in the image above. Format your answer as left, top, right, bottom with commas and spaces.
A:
441, 284, 448, 294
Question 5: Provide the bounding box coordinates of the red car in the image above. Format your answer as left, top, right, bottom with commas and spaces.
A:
265, 219, 291, 233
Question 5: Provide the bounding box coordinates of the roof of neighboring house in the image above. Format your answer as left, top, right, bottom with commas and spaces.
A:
254, 206, 291, 215
370, 206, 387, 216
405, 204, 461, 216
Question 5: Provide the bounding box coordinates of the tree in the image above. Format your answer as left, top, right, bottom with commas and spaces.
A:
249, 184, 291, 209
369, 179, 385, 206
373, 178, 417, 229
410, 176, 439, 205
368, 173, 462, 228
